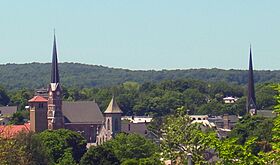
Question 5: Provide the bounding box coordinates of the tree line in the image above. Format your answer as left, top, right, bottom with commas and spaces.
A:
0, 79, 277, 124
1, 62, 280, 90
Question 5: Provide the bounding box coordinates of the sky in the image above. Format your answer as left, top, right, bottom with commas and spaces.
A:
0, 1, 280, 70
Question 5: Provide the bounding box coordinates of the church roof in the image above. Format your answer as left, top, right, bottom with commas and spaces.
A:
28, 96, 48, 103
62, 101, 104, 124
104, 97, 123, 114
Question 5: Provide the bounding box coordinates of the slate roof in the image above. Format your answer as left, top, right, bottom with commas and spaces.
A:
0, 106, 17, 116
62, 101, 104, 124
104, 97, 123, 114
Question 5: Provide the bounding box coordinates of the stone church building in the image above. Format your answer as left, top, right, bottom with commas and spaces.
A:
29, 35, 122, 143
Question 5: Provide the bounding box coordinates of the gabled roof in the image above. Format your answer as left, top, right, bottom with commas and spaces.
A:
0, 106, 17, 116
62, 101, 104, 124
28, 96, 48, 103
104, 97, 123, 114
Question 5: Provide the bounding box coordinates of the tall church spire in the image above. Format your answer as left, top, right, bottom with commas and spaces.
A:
47, 33, 64, 130
247, 45, 257, 115
51, 33, 60, 83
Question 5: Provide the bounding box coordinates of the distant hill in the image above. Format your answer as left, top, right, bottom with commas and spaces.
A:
0, 62, 280, 90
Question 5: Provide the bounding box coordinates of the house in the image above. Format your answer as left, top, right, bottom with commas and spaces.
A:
223, 96, 238, 104
121, 116, 152, 136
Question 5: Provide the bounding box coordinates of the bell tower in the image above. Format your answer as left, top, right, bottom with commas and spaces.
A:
104, 96, 123, 139
47, 34, 64, 129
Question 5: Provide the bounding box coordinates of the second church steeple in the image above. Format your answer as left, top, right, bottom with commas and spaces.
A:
247, 46, 257, 115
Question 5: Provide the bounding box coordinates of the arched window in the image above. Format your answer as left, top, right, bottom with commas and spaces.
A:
107, 119, 110, 130
114, 119, 118, 131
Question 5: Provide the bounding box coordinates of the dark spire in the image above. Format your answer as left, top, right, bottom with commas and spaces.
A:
247, 45, 256, 115
51, 33, 60, 83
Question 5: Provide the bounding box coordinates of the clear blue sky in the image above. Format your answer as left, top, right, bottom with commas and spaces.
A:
1, 1, 280, 70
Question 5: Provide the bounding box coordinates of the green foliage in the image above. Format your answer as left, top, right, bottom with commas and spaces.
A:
161, 107, 216, 164
37, 129, 87, 164
104, 133, 159, 163
80, 145, 119, 165
8, 110, 29, 125
9, 88, 33, 110
56, 149, 77, 165
0, 86, 10, 106
214, 137, 266, 164
121, 159, 139, 165
1, 63, 280, 91
229, 115, 273, 147
14, 132, 49, 165
0, 131, 49, 165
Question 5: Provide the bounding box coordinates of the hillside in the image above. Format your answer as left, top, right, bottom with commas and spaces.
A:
0, 62, 280, 90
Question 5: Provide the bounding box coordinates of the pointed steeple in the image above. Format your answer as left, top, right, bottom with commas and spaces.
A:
104, 96, 123, 114
51, 33, 60, 83
247, 45, 257, 115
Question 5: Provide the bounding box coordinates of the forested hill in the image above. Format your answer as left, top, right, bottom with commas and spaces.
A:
1, 62, 280, 90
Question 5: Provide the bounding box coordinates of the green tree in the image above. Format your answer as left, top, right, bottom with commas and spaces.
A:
229, 115, 273, 148
9, 110, 29, 125
57, 149, 77, 165
14, 132, 49, 165
104, 133, 159, 163
37, 129, 87, 164
0, 85, 10, 106
80, 145, 119, 165
161, 107, 216, 164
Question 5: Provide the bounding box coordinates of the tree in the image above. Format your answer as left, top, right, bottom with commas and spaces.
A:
0, 136, 29, 164
80, 145, 119, 165
161, 107, 216, 164
229, 115, 273, 148
9, 110, 29, 125
14, 132, 49, 165
37, 129, 87, 164
57, 149, 77, 165
104, 133, 159, 163
0, 85, 10, 106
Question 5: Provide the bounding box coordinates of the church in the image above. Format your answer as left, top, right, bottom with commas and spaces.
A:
28, 35, 122, 144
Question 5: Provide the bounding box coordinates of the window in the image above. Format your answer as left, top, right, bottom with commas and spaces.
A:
114, 119, 118, 131
107, 119, 110, 130
39, 103, 44, 108
128, 124, 131, 131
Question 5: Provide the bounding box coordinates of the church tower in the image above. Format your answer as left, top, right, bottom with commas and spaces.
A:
247, 46, 257, 115
103, 96, 123, 139
29, 96, 48, 132
47, 34, 64, 129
